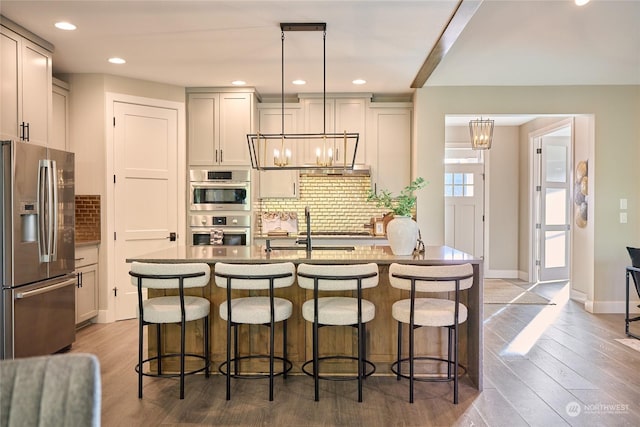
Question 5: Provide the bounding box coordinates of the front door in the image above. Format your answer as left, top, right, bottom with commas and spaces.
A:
535, 127, 572, 282
444, 164, 484, 259
113, 101, 179, 320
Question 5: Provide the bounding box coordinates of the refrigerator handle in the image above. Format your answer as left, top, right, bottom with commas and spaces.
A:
38, 160, 48, 261
48, 160, 58, 261
38, 159, 57, 262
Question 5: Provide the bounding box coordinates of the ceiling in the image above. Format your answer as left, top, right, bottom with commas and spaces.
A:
1, 0, 638, 99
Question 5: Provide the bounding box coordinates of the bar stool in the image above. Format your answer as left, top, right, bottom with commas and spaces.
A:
389, 263, 474, 404
297, 263, 379, 402
129, 262, 211, 400
214, 262, 295, 401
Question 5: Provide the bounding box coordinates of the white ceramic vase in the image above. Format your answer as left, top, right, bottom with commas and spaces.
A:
386, 215, 419, 255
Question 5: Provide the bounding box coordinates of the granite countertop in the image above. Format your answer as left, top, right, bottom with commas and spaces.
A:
254, 233, 388, 241
127, 244, 480, 265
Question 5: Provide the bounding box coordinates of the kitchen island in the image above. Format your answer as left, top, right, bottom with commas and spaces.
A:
128, 244, 483, 390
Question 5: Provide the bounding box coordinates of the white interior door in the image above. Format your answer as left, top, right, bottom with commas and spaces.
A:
535, 131, 571, 282
444, 164, 484, 258
113, 101, 179, 320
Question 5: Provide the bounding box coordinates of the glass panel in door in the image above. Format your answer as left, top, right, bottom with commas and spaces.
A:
539, 132, 571, 282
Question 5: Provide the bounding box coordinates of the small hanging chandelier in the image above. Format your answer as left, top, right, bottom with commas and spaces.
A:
247, 22, 359, 171
469, 117, 494, 150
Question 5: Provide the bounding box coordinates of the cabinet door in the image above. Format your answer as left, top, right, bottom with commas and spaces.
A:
258, 106, 299, 198
76, 264, 98, 324
188, 93, 219, 165
0, 28, 20, 141
219, 92, 252, 165
21, 39, 51, 146
371, 107, 411, 195
335, 98, 366, 164
51, 84, 69, 151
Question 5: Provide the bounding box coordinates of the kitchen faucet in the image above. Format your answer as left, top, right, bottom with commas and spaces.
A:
296, 206, 312, 252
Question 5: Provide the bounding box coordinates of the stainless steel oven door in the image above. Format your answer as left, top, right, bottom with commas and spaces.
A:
190, 227, 250, 246
190, 182, 250, 211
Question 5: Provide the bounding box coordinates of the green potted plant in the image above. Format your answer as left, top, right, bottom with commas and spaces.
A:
367, 177, 426, 255
367, 177, 426, 217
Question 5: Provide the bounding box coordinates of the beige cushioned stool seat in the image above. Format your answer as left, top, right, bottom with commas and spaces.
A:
143, 296, 210, 324
220, 297, 293, 324
302, 297, 375, 325
392, 298, 468, 327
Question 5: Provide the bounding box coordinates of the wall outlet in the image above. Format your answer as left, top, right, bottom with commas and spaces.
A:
620, 212, 628, 224
620, 198, 628, 210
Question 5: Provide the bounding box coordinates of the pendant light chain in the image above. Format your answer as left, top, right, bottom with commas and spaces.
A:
323, 29, 326, 136
281, 30, 285, 137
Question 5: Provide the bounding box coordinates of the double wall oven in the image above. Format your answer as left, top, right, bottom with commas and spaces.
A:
189, 169, 251, 246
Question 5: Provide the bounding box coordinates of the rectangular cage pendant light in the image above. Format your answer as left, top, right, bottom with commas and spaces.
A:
247, 132, 360, 171
247, 22, 360, 171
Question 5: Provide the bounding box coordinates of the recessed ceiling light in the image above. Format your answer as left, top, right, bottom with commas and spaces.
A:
352, 79, 367, 85
55, 21, 76, 31
231, 80, 246, 86
292, 79, 306, 85
575, 0, 590, 5
108, 57, 126, 65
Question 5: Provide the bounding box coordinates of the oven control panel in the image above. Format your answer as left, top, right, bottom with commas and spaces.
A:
190, 214, 251, 228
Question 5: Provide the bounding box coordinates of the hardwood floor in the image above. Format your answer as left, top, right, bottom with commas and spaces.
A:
72, 281, 640, 426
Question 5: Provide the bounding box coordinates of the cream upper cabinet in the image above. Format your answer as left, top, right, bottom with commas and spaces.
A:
367, 104, 412, 196
51, 78, 70, 151
0, 25, 52, 146
300, 96, 369, 166
188, 91, 255, 166
257, 104, 300, 198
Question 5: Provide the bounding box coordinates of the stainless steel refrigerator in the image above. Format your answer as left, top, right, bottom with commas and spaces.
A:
1, 140, 76, 359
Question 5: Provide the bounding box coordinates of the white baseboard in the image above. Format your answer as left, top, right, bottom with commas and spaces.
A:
485, 269, 519, 279
96, 309, 115, 324
570, 288, 587, 303
585, 300, 640, 314
518, 271, 530, 281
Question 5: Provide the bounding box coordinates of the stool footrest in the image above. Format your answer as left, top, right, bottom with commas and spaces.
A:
136, 353, 210, 378
301, 356, 376, 381
390, 356, 466, 382
218, 355, 292, 379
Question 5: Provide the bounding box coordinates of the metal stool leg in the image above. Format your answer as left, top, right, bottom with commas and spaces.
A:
313, 319, 319, 402
447, 326, 453, 379
157, 324, 162, 375
138, 318, 144, 398
205, 315, 210, 377
409, 320, 414, 404
180, 317, 186, 399
226, 318, 231, 400
357, 321, 363, 402
283, 319, 288, 380
453, 322, 459, 404
396, 321, 402, 381
269, 317, 275, 401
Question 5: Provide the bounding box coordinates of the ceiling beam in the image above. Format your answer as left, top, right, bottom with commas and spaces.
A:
411, 0, 483, 88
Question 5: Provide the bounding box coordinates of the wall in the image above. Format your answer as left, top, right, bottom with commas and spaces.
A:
415, 85, 640, 312
257, 175, 389, 234
64, 73, 185, 320
487, 126, 520, 274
